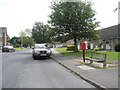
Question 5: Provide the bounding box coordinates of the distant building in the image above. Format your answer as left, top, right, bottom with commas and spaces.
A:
0, 27, 7, 49
78, 25, 119, 51
63, 40, 74, 46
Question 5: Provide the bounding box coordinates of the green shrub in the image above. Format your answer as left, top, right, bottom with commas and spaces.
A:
14, 44, 20, 48
94, 48, 99, 51
61, 45, 67, 47
94, 48, 105, 51
66, 45, 75, 51
99, 48, 105, 51
115, 43, 120, 52
67, 45, 74, 47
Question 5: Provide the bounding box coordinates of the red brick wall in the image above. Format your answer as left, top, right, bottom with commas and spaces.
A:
2, 32, 7, 46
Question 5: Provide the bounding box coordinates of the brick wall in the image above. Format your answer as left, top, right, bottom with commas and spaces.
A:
0, 27, 7, 48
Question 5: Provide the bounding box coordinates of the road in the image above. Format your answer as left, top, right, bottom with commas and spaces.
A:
2, 49, 95, 88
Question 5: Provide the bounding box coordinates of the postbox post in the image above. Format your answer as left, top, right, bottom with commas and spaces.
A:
83, 50, 85, 62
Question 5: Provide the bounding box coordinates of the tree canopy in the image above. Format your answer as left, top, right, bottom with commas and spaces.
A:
10, 36, 21, 47
48, 1, 99, 51
32, 22, 51, 43
19, 29, 35, 47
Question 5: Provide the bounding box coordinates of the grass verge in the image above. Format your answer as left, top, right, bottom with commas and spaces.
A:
56, 47, 120, 60
15, 48, 23, 50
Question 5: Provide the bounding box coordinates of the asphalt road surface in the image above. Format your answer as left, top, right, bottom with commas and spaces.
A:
2, 49, 95, 88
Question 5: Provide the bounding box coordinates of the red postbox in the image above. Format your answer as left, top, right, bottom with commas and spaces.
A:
80, 42, 86, 62
80, 42, 86, 50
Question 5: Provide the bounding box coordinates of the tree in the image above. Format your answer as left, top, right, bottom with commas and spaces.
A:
24, 28, 32, 37
19, 29, 35, 47
49, 1, 99, 51
10, 36, 21, 47
19, 31, 26, 47
22, 36, 34, 47
32, 22, 51, 43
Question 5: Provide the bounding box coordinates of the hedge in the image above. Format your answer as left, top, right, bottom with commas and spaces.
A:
66, 45, 75, 51
115, 43, 120, 52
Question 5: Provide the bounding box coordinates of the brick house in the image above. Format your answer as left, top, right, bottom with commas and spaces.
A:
0, 27, 7, 49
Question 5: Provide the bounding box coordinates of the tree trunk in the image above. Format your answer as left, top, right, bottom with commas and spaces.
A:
74, 37, 78, 52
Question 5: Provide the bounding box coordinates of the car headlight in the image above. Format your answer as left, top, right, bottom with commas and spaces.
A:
34, 50, 39, 53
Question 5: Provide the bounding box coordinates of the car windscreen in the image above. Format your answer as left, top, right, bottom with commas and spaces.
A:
34, 44, 47, 49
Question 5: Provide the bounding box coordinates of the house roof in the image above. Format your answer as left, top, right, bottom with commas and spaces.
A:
100, 25, 119, 39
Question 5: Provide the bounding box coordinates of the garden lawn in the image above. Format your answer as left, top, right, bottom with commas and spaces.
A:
56, 47, 120, 60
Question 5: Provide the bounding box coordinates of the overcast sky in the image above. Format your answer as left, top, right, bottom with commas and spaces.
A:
0, 0, 119, 38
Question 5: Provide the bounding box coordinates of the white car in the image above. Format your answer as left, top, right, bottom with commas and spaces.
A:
32, 44, 52, 59
2, 46, 15, 52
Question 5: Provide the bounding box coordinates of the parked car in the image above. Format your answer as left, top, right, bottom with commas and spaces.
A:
32, 44, 52, 59
2, 46, 15, 52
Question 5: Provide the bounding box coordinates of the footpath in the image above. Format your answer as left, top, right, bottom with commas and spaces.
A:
51, 49, 119, 89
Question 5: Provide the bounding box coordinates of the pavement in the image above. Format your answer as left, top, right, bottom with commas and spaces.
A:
51, 48, 119, 89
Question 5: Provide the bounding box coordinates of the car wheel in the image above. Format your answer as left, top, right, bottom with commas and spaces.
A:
33, 55, 37, 60
48, 56, 51, 59
33, 57, 36, 60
